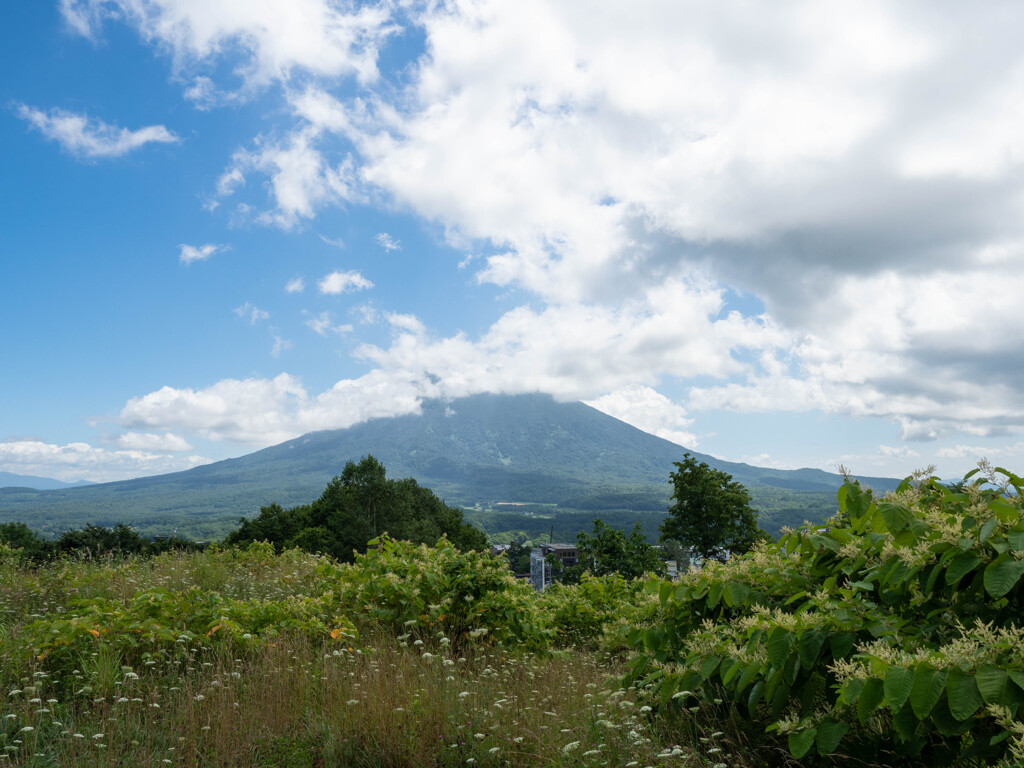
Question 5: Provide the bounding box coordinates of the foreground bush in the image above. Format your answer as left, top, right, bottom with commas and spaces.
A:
628, 465, 1024, 766
0, 538, 719, 767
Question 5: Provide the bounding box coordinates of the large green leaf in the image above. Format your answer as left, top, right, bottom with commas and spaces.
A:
788, 728, 817, 759
830, 632, 856, 659
858, 677, 885, 723
910, 665, 946, 719
984, 554, 1024, 599
799, 630, 827, 668
884, 666, 914, 712
892, 705, 919, 742
878, 502, 913, 533
946, 668, 983, 720
976, 665, 1011, 705
723, 581, 750, 608
699, 655, 720, 681
945, 552, 982, 588
816, 720, 850, 755
766, 627, 793, 669
1007, 525, 1024, 553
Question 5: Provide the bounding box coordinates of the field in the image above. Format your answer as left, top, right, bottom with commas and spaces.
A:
0, 542, 747, 768
2, 467, 1024, 767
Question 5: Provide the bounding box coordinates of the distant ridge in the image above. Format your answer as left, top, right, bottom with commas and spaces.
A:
0, 394, 900, 539
0, 472, 93, 491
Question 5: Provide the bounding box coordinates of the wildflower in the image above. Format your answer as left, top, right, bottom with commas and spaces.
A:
562, 741, 580, 753
583, 750, 600, 757
347, 700, 359, 706
474, 733, 486, 740
19, 727, 33, 733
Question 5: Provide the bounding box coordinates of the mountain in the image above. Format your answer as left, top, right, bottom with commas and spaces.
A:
0, 393, 900, 539
0, 472, 93, 491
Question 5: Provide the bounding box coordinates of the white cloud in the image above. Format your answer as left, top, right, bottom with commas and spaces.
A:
271, 335, 292, 357
318, 270, 373, 294
216, 167, 245, 196
116, 431, 193, 451
319, 234, 345, 249
118, 372, 424, 445
385, 312, 424, 335
117, 279, 786, 447
0, 439, 209, 484
60, 0, 396, 89
587, 386, 696, 447
179, 243, 228, 264
305, 311, 352, 337
375, 232, 401, 251
285, 277, 306, 293
58, 1, 1024, 456
222, 128, 361, 228
233, 302, 269, 324
16, 104, 178, 159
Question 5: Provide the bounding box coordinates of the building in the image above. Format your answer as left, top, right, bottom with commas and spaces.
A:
529, 543, 579, 591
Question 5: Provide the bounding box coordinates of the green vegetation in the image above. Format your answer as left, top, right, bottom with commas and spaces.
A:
0, 463, 1022, 765
0, 537, 720, 767
0, 521, 200, 563
661, 453, 768, 562
223, 455, 488, 561
628, 463, 1024, 765
562, 519, 666, 583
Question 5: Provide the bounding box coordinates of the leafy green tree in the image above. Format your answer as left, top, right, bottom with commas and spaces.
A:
660, 453, 766, 562
504, 541, 532, 574
0, 522, 52, 562
226, 455, 487, 561
573, 519, 666, 581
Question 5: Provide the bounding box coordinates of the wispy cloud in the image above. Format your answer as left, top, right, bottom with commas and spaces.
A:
376, 232, 401, 251
233, 302, 269, 324
271, 335, 292, 357
318, 270, 373, 294
116, 431, 193, 451
305, 311, 353, 336
179, 243, 229, 265
319, 234, 346, 249
285, 277, 306, 293
0, 438, 209, 483
16, 104, 178, 159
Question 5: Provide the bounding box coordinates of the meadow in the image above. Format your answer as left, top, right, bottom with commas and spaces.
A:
0, 540, 743, 768
1, 465, 1023, 767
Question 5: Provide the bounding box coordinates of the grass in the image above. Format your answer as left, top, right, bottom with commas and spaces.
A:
0, 547, 758, 768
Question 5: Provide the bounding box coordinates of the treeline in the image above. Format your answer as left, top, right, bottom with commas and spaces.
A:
0, 521, 201, 563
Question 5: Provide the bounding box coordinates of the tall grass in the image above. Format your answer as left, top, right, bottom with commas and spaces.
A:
0, 546, 745, 767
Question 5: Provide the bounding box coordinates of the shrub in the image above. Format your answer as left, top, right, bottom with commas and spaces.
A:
627, 465, 1024, 766
324, 535, 553, 651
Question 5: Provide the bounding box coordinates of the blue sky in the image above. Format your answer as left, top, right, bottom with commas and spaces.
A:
3, 1, 1023, 483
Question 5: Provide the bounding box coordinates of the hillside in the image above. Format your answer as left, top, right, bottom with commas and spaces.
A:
0, 394, 899, 539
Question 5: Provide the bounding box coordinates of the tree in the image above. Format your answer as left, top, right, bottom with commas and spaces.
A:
225, 455, 488, 561
504, 541, 532, 575
660, 453, 766, 562
574, 519, 666, 580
